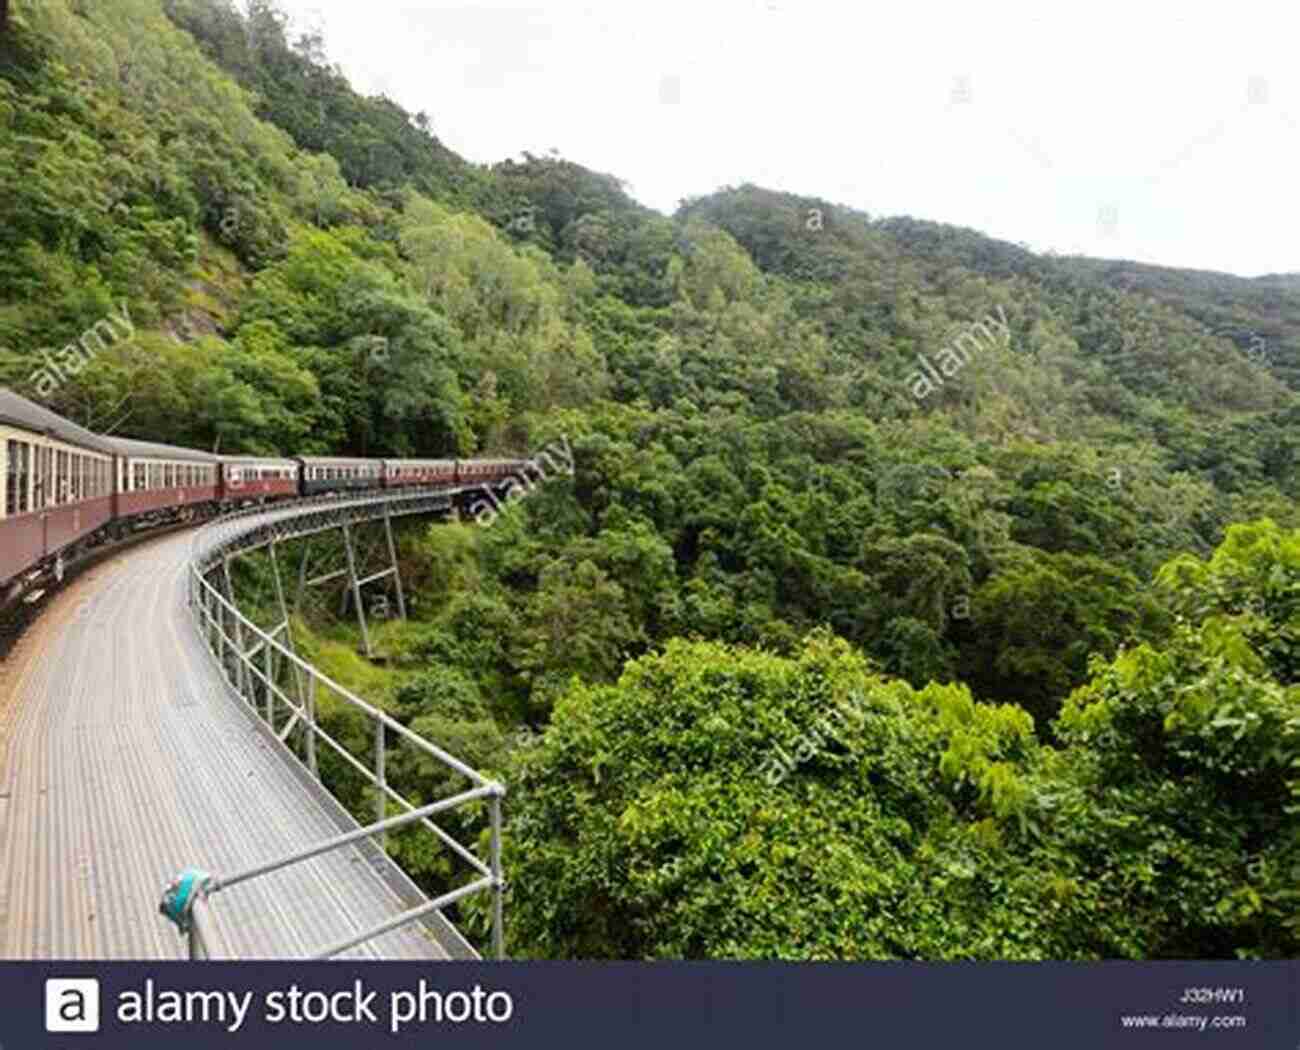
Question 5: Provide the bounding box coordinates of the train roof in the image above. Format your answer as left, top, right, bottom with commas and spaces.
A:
294, 455, 383, 466
101, 434, 220, 463
0, 388, 116, 454
219, 454, 298, 465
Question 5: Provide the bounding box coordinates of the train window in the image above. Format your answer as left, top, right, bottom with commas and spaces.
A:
36, 446, 48, 508
21, 442, 32, 513
54, 450, 67, 504
6, 440, 26, 515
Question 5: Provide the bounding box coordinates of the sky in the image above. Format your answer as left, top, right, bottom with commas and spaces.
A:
271, 0, 1298, 278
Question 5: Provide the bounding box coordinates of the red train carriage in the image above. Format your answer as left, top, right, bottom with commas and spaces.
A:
1, 389, 116, 589
381, 459, 458, 488
105, 435, 219, 522
218, 456, 298, 503
296, 456, 383, 497
456, 458, 533, 484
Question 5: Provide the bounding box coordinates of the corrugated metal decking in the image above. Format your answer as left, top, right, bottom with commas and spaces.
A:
0, 519, 446, 960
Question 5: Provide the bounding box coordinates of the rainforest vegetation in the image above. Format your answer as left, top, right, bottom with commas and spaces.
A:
0, 0, 1296, 958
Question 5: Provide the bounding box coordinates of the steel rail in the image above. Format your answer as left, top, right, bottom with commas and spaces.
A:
209, 786, 498, 895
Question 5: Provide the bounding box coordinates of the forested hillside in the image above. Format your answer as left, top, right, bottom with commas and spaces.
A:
1, 0, 1295, 959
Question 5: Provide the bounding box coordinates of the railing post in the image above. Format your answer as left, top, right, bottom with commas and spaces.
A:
374, 719, 386, 850
490, 788, 505, 960
214, 572, 230, 686
222, 558, 247, 702
305, 674, 318, 779
268, 540, 301, 702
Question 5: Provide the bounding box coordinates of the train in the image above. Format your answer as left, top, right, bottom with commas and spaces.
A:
1, 387, 530, 596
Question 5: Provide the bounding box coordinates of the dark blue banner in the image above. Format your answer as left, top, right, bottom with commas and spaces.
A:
4, 961, 1296, 1048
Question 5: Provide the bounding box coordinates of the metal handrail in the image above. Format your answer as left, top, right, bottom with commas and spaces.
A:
178, 487, 506, 960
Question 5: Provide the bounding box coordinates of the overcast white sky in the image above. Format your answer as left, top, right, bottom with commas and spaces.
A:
272, 0, 1297, 277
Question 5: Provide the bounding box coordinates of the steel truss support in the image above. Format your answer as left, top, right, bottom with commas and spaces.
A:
341, 522, 371, 657
292, 517, 407, 661
382, 502, 407, 621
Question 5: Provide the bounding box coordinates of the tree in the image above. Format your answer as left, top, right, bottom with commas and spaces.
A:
482, 631, 1080, 959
